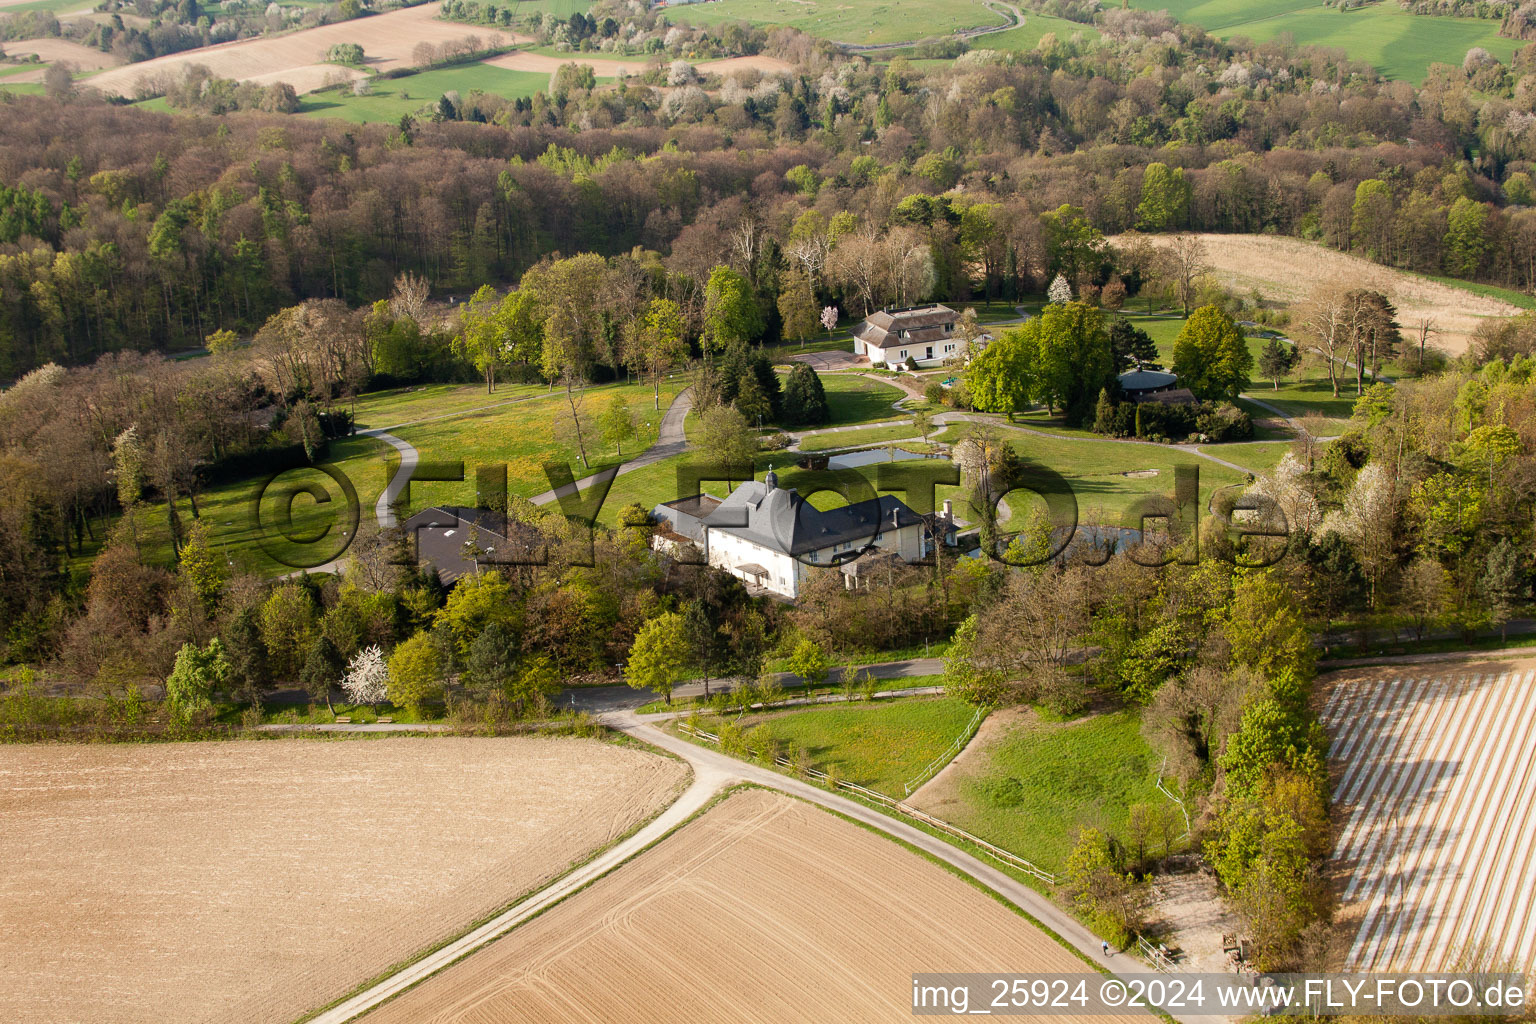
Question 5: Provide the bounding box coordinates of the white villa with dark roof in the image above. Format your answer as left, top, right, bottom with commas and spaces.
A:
651, 469, 929, 599
851, 303, 971, 368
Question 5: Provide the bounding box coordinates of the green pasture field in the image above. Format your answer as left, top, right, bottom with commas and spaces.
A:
1131, 0, 1517, 83
975, 11, 1100, 49
299, 63, 548, 123
735, 694, 979, 795
932, 708, 1172, 874
666, 0, 1008, 47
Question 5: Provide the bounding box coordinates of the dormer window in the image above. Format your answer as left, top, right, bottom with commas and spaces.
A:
945, 323, 953, 333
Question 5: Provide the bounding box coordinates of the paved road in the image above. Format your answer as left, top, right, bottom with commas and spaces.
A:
557, 657, 946, 711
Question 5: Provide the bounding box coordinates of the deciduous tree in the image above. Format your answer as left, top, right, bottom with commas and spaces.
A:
626, 611, 689, 704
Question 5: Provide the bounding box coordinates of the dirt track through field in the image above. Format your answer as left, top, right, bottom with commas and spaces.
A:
360, 788, 1143, 1024
1120, 233, 1521, 356
0, 736, 687, 1024
84, 2, 523, 96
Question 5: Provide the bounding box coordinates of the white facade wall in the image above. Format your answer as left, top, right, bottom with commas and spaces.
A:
866, 338, 967, 369
704, 521, 927, 599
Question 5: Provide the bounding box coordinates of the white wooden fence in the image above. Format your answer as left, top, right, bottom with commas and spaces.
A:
902, 704, 988, 796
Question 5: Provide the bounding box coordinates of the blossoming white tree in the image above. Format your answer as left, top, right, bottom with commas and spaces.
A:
1247, 452, 1321, 536
1047, 274, 1073, 304
342, 644, 389, 710
820, 305, 839, 333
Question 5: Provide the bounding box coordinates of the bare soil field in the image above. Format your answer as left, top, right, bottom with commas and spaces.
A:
360, 788, 1141, 1024
484, 50, 791, 78
3, 36, 124, 77
1320, 656, 1536, 976
0, 735, 688, 1024
1121, 233, 1522, 356
85, 2, 523, 96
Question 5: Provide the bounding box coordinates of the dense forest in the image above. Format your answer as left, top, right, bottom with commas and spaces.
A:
6, 0, 1536, 377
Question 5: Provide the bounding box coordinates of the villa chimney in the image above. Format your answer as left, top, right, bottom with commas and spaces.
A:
942, 498, 953, 519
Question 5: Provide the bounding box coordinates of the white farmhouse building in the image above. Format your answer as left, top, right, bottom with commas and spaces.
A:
851, 303, 970, 368
651, 469, 929, 599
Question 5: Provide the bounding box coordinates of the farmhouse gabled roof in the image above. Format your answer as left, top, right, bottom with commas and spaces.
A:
854, 303, 958, 350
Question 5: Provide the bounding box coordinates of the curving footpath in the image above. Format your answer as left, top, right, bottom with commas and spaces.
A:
357, 428, 418, 530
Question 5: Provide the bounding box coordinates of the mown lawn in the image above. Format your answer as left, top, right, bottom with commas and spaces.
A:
1197, 440, 1292, 474
387, 379, 685, 506
797, 420, 928, 452
931, 423, 1249, 522
814, 372, 906, 426
738, 693, 979, 795
125, 432, 397, 575
942, 709, 1170, 874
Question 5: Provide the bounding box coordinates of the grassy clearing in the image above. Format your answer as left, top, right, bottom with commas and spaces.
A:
1133, 0, 1516, 81
929, 423, 1250, 520
1238, 376, 1356, 435
122, 432, 396, 575
937, 709, 1168, 874
1197, 440, 1291, 474
299, 64, 548, 123
350, 379, 580, 429
668, 0, 1007, 46
976, 11, 1101, 49
388, 379, 685, 506
815, 372, 906, 425
736, 694, 979, 795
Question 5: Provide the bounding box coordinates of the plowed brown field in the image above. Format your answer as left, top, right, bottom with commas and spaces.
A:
0, 736, 688, 1024
1120, 233, 1522, 356
85, 2, 522, 96
361, 788, 1142, 1024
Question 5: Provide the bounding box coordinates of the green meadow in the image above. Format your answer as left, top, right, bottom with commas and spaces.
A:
299, 64, 549, 123
937, 709, 1172, 874
1133, 0, 1517, 83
